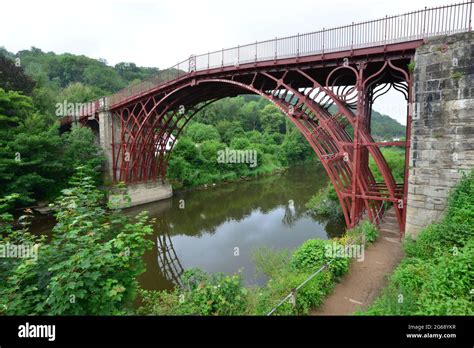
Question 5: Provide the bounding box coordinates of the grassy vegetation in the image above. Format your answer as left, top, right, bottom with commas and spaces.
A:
137, 221, 378, 316
358, 170, 474, 315
369, 147, 406, 184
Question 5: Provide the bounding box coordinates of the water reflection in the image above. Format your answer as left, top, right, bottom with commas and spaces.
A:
125, 163, 345, 291
156, 234, 185, 287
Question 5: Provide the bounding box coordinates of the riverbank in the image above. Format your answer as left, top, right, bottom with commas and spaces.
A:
137, 221, 378, 315
312, 208, 404, 315
359, 170, 473, 315
169, 159, 315, 192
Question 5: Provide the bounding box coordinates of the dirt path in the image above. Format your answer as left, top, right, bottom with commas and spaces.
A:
311, 209, 404, 315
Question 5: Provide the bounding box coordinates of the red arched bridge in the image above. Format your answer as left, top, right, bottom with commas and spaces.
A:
64, 2, 472, 235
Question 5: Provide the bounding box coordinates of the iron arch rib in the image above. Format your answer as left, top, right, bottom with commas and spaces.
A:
109, 62, 411, 234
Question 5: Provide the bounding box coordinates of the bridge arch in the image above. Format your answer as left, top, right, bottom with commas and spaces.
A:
109, 61, 410, 232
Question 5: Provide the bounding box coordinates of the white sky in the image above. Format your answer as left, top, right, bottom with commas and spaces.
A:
0, 0, 462, 124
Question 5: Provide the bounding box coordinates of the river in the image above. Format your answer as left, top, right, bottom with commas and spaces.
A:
29, 162, 344, 292
126, 162, 345, 291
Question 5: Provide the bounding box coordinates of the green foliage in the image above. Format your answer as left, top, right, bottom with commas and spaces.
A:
138, 268, 248, 316
167, 117, 315, 188
361, 170, 474, 316
251, 246, 291, 279
185, 122, 221, 143
290, 239, 350, 278
358, 258, 430, 315
0, 88, 103, 207
216, 120, 245, 144
306, 183, 342, 221
369, 147, 405, 183
280, 131, 314, 166
252, 270, 334, 315
57, 82, 98, 104
61, 125, 105, 184
416, 240, 473, 315
250, 223, 372, 315
370, 110, 406, 141
451, 71, 463, 80
347, 221, 379, 244
1, 47, 159, 115
0, 168, 154, 315
165, 95, 320, 188
0, 89, 63, 205
0, 53, 36, 95
138, 221, 376, 316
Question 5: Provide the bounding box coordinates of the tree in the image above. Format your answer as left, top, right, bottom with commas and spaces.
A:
58, 82, 98, 104
216, 120, 245, 144
171, 136, 200, 164
0, 89, 103, 206
61, 125, 104, 184
280, 131, 313, 165
261, 104, 285, 134
185, 122, 221, 143
0, 168, 154, 315
0, 54, 36, 95
0, 89, 63, 205
240, 100, 260, 131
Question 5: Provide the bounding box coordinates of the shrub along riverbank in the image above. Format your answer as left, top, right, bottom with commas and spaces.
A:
0, 168, 154, 315
359, 170, 474, 315
137, 221, 378, 316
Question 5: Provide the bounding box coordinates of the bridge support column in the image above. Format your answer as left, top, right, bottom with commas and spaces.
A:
98, 97, 116, 185
406, 32, 474, 238
98, 97, 173, 208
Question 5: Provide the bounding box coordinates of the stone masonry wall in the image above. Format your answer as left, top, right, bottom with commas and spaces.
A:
405, 32, 474, 238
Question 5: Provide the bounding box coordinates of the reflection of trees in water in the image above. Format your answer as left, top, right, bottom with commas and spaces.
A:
322, 215, 346, 239
163, 163, 329, 237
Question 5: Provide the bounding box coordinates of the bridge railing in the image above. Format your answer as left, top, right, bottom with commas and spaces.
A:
108, 1, 472, 108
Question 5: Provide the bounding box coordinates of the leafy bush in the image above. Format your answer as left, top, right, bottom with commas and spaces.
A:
185, 122, 221, 143
305, 183, 342, 219
347, 221, 379, 244
252, 270, 334, 315
0, 167, 153, 315
361, 258, 430, 315
361, 170, 474, 316
138, 268, 248, 316
417, 239, 473, 315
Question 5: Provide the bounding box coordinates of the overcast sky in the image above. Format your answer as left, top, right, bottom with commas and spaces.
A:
0, 0, 462, 124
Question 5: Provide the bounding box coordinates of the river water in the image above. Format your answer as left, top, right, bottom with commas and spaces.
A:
123, 162, 345, 291
28, 162, 344, 291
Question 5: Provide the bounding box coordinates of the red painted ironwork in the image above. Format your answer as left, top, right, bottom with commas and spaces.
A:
108, 1, 472, 108
108, 57, 413, 235
63, 2, 472, 235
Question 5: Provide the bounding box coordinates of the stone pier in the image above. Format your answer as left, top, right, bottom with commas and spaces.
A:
405, 32, 474, 238
98, 97, 173, 208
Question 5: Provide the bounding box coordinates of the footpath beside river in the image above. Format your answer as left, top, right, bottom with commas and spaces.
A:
312, 209, 404, 315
